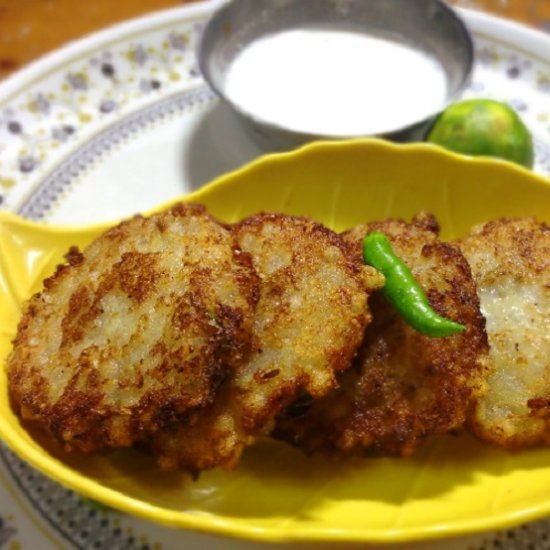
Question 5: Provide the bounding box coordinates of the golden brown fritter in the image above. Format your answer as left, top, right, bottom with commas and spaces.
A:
8, 203, 259, 453
274, 213, 488, 457
150, 213, 382, 473
460, 218, 550, 449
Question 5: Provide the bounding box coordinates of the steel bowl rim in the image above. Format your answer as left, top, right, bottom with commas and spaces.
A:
196, 0, 475, 139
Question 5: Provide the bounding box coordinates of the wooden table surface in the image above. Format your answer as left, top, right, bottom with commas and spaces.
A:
0, 0, 549, 80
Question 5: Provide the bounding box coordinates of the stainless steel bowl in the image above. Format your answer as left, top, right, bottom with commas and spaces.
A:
198, 0, 474, 151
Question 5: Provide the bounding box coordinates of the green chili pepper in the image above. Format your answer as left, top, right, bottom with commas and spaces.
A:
362, 231, 465, 338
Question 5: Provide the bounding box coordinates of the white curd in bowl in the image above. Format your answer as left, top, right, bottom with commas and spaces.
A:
223, 27, 449, 136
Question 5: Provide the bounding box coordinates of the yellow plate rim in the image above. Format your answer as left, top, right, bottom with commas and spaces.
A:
2, 137, 550, 543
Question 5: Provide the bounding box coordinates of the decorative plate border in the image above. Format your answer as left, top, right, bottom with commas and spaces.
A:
17, 86, 215, 220
1, 26, 550, 218
0, 2, 216, 214
0, 442, 161, 549
13, 27, 550, 221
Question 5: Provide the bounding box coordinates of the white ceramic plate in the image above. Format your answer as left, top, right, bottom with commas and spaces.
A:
1, 2, 550, 548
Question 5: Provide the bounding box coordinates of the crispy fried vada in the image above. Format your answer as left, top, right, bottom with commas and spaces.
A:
460, 218, 550, 448
275, 213, 488, 457
150, 213, 382, 473
8, 203, 259, 453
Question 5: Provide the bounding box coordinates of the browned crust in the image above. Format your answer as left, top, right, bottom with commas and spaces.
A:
149, 213, 378, 473
274, 216, 488, 457
8, 203, 259, 454
460, 217, 550, 449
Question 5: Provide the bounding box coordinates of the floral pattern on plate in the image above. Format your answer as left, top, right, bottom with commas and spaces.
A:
0, 15, 205, 212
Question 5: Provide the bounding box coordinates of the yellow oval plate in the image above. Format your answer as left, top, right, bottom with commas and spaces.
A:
2, 139, 550, 544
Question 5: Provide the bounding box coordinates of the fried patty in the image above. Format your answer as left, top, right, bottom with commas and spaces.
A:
459, 218, 550, 449
150, 213, 382, 473
274, 213, 488, 457
8, 203, 259, 453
